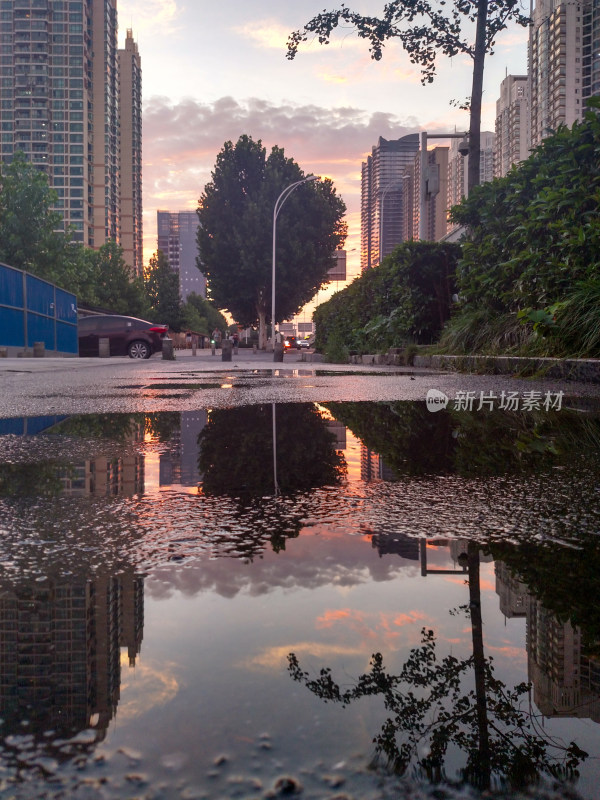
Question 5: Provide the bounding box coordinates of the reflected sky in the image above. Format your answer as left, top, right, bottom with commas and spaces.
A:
0, 402, 599, 799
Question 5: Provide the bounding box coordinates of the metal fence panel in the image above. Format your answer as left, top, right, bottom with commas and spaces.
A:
0, 262, 78, 355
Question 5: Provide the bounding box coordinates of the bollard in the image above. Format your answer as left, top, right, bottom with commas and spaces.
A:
192, 336, 197, 356
33, 341, 45, 358
221, 340, 232, 362
273, 342, 284, 362
162, 337, 176, 360
99, 337, 110, 358
0, 347, 7, 358
253, 344, 258, 354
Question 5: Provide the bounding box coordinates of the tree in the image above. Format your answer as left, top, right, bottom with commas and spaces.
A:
288, 543, 587, 790
77, 240, 150, 317
197, 135, 347, 348
144, 250, 183, 330
0, 150, 79, 283
450, 101, 600, 314
286, 1, 530, 193
181, 292, 228, 336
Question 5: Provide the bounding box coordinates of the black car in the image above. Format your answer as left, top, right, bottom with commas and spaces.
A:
78, 315, 168, 359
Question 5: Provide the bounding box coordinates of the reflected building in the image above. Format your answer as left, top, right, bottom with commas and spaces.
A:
527, 596, 600, 721
160, 411, 207, 488
371, 532, 419, 560
0, 570, 144, 741
495, 560, 528, 619
60, 454, 144, 497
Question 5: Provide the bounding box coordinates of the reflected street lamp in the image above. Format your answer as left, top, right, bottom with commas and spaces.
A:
271, 175, 319, 353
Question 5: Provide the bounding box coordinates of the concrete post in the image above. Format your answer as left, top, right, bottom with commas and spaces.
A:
0, 347, 8, 358
273, 342, 284, 362
162, 337, 175, 360
33, 341, 45, 358
99, 337, 110, 358
221, 339, 232, 362
192, 335, 197, 356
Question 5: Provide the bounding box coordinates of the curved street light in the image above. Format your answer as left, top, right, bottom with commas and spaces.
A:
271, 175, 319, 353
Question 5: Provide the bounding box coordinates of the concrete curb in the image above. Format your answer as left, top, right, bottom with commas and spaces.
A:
412, 354, 600, 383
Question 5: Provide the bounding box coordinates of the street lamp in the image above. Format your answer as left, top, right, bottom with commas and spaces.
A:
271, 175, 319, 353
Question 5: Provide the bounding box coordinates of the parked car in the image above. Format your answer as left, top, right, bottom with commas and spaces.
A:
298, 339, 311, 349
78, 315, 168, 359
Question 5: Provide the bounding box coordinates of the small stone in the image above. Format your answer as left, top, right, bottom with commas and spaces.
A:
272, 775, 303, 796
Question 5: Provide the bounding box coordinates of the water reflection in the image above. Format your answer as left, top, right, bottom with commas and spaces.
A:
0, 568, 144, 781
0, 402, 599, 797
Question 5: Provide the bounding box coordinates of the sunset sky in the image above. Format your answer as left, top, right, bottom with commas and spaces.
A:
118, 0, 529, 281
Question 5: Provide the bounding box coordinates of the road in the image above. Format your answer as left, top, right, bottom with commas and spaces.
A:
1, 347, 599, 418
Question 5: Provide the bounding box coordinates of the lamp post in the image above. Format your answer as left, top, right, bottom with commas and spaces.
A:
271, 175, 318, 354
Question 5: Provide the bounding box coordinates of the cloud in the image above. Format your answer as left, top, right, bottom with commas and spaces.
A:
141, 95, 420, 262
233, 20, 291, 50
118, 0, 181, 44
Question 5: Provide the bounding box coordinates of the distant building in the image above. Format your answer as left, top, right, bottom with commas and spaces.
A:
157, 211, 206, 301
361, 134, 420, 269
119, 31, 143, 275
0, 2, 141, 252
447, 131, 495, 231
494, 75, 530, 178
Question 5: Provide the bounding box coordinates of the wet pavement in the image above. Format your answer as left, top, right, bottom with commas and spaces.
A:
1, 347, 600, 418
1, 353, 600, 800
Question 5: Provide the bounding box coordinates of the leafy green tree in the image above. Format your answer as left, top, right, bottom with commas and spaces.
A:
450, 100, 600, 316
0, 151, 79, 283
198, 135, 347, 348
198, 403, 346, 500
289, 544, 587, 790
180, 292, 227, 335
144, 249, 183, 330
286, 1, 529, 192
77, 240, 150, 317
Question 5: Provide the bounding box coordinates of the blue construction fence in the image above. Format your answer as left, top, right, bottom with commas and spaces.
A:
0, 262, 78, 356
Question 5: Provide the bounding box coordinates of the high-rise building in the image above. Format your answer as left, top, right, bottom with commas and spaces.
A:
529, 0, 587, 148
157, 210, 206, 301
360, 134, 420, 270
119, 29, 143, 275
415, 145, 450, 241
447, 131, 495, 231
494, 75, 530, 177
0, 1, 141, 253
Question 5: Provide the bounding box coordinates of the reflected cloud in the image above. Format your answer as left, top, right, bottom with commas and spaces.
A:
117, 654, 180, 721
243, 641, 363, 671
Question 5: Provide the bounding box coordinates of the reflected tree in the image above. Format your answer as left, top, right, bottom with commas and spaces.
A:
198, 404, 346, 499
0, 462, 65, 498
289, 541, 587, 790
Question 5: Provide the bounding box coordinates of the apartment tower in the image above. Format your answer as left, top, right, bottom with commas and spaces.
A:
0, 1, 141, 254
494, 75, 530, 177
360, 134, 420, 270
157, 210, 206, 301
119, 29, 143, 274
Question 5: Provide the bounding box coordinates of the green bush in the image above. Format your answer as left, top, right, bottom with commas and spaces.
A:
315, 240, 461, 355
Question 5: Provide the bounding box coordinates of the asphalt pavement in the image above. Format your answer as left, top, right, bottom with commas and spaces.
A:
1, 346, 599, 419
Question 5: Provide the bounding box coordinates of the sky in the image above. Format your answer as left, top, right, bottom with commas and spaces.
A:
118, 0, 529, 283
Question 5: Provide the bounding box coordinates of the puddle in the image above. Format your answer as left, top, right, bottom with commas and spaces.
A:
0, 402, 599, 799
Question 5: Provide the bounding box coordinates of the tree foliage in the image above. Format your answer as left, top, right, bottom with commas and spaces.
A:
77, 240, 150, 317
314, 240, 461, 355
289, 624, 587, 788
198, 403, 347, 500
180, 292, 228, 336
197, 135, 347, 346
286, 1, 530, 191
144, 249, 183, 330
450, 100, 600, 314
0, 151, 79, 283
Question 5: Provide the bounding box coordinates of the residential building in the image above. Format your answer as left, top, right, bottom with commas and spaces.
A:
447, 131, 495, 230
414, 145, 450, 241
494, 75, 530, 177
529, 0, 586, 148
157, 210, 206, 302
360, 134, 420, 269
119, 29, 143, 275
0, 1, 141, 253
